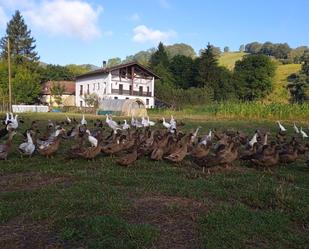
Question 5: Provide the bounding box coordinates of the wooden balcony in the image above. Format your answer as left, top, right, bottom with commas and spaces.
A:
111, 89, 152, 97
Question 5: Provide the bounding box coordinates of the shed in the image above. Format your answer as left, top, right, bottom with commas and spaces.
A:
97, 99, 147, 117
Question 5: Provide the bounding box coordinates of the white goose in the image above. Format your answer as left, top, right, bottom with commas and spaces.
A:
277, 121, 286, 132
81, 114, 87, 126
300, 127, 308, 138
86, 129, 98, 147
293, 123, 299, 134
18, 131, 35, 157
249, 131, 258, 147
122, 120, 130, 130
170, 115, 176, 129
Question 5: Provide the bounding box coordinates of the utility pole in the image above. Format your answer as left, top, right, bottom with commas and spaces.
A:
7, 38, 12, 112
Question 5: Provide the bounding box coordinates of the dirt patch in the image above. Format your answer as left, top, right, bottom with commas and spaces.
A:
0, 172, 73, 193
128, 194, 209, 249
0, 219, 62, 249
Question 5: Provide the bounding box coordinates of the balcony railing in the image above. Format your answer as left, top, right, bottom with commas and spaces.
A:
111, 89, 152, 97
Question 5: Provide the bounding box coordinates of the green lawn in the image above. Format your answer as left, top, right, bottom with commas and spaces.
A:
1, 113, 309, 249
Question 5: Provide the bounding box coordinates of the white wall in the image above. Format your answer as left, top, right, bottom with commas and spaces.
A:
75, 73, 109, 107
108, 95, 154, 108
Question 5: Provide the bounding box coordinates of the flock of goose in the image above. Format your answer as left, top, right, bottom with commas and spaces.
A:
1, 112, 309, 172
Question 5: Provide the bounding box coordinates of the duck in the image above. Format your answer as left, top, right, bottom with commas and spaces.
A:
147, 117, 155, 126
18, 130, 36, 157
293, 123, 299, 134
191, 127, 201, 144
165, 133, 193, 163
37, 128, 65, 158
7, 114, 18, 130
0, 130, 16, 160
300, 127, 308, 139
162, 117, 171, 130
75, 135, 102, 160
85, 129, 98, 147
151, 132, 170, 160
191, 142, 212, 159
65, 115, 72, 125
122, 120, 130, 130
117, 142, 138, 166
251, 144, 281, 168
279, 146, 298, 164
81, 114, 87, 126
277, 121, 286, 132
106, 115, 121, 133
248, 131, 258, 147
200, 129, 212, 145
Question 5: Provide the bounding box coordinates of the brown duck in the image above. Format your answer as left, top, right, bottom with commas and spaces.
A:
0, 130, 16, 160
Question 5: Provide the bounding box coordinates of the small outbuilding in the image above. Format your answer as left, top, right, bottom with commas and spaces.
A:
97, 98, 147, 117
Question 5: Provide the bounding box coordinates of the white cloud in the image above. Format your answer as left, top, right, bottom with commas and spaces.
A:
130, 13, 140, 21
0, 6, 8, 28
133, 25, 176, 44
24, 0, 103, 41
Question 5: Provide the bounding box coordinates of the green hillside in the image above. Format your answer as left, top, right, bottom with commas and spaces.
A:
264, 63, 301, 103
219, 52, 301, 103
219, 52, 247, 69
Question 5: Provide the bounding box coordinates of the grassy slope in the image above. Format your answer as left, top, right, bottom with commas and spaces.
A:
0, 113, 309, 249
219, 53, 301, 103
264, 64, 301, 103
218, 52, 247, 70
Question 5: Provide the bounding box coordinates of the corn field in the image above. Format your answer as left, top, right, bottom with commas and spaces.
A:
150, 102, 309, 120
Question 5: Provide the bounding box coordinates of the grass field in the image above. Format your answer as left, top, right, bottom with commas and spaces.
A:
1, 113, 309, 249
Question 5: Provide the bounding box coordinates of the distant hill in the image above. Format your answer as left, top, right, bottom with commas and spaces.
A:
219, 52, 247, 70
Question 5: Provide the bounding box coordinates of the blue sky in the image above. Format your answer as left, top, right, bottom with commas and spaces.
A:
0, 0, 308, 66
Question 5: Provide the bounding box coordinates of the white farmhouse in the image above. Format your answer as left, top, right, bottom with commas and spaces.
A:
75, 61, 159, 108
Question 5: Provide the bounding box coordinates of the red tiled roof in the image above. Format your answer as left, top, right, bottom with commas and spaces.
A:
75, 61, 160, 80
41, 81, 75, 95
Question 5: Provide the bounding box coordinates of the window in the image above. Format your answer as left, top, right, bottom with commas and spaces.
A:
87, 84, 90, 94
114, 96, 118, 99
146, 99, 149, 105
79, 85, 83, 96
80, 101, 83, 107
126, 97, 129, 99
119, 84, 123, 95
147, 86, 150, 96
139, 86, 143, 96
129, 85, 132, 95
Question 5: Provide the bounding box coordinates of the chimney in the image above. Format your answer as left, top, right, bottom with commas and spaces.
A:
102, 60, 107, 68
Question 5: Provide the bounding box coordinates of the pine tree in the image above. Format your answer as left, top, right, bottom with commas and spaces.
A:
198, 43, 219, 87
0, 10, 39, 64
149, 42, 169, 68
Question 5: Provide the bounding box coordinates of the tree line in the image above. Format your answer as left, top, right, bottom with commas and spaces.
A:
148, 42, 276, 107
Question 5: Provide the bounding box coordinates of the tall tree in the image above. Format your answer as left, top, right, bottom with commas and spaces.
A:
239, 44, 245, 52
223, 46, 230, 53
169, 55, 198, 88
234, 54, 276, 101
150, 42, 169, 68
107, 57, 122, 67
197, 43, 220, 87
0, 10, 39, 64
